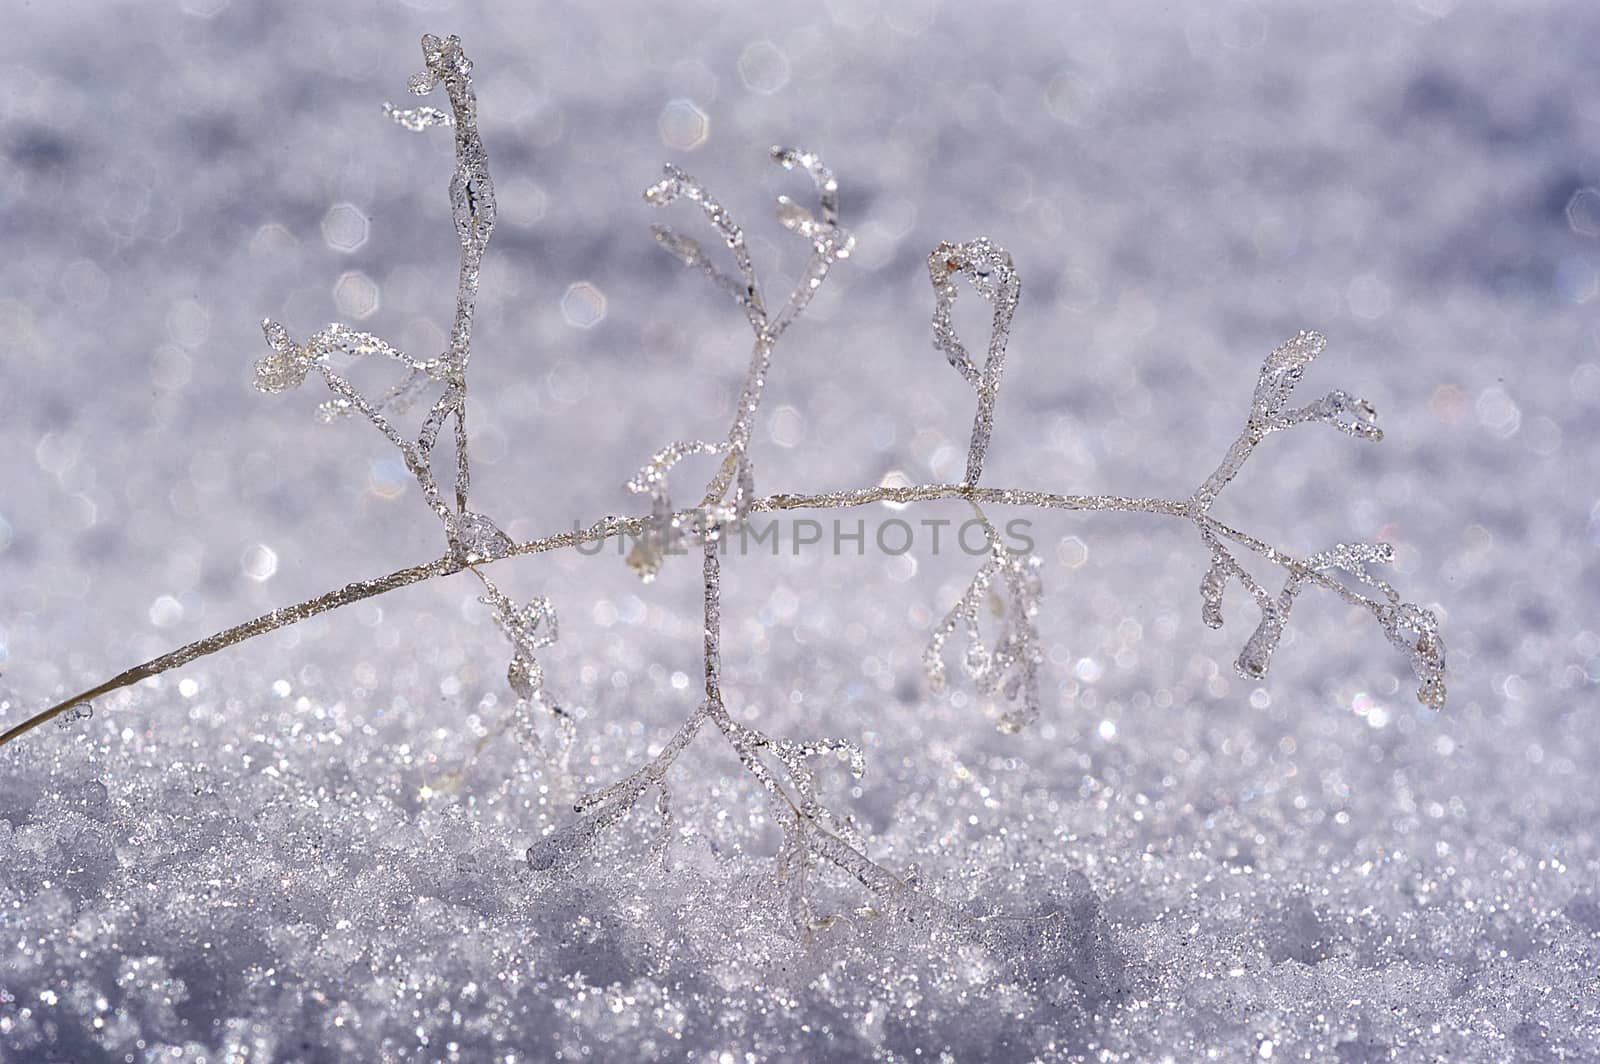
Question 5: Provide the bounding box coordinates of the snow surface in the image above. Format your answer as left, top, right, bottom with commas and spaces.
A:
2, 1, 1598, 1060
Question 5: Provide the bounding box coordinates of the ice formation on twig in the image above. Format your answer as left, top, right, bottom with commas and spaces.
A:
1185, 330, 1445, 707
1192, 330, 1381, 512
255, 36, 574, 762
531, 535, 909, 936
254, 33, 510, 566
925, 515, 1045, 734
639, 147, 853, 560
927, 238, 1021, 486
3, 35, 1453, 931
476, 573, 574, 769
622, 440, 751, 581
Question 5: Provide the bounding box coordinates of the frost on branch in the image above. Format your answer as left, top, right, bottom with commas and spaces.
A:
644, 148, 854, 345
3, 34, 1456, 943
477, 575, 574, 768
928, 238, 1021, 487
925, 519, 1046, 734
646, 164, 766, 333
1188, 332, 1445, 707
1192, 330, 1382, 511
531, 535, 912, 935
636, 147, 853, 576
254, 33, 509, 566
920, 244, 1041, 730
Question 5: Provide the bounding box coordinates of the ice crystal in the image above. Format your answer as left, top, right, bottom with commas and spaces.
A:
2, 34, 1452, 931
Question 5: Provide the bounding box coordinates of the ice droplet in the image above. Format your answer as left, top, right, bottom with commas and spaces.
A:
448, 510, 513, 562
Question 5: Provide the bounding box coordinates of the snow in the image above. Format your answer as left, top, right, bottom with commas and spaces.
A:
2, 2, 1597, 1059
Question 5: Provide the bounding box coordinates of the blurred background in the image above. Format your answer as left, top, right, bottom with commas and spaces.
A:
1, 1, 1596, 1059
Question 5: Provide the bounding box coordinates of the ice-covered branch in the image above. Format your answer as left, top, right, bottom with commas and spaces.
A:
621, 440, 752, 581
643, 146, 852, 541
530, 532, 903, 932
4, 35, 1453, 933
927, 238, 1021, 486
1181, 330, 1443, 705
253, 34, 511, 565
925, 513, 1045, 733
475, 572, 574, 768
1192, 330, 1382, 512
645, 164, 767, 335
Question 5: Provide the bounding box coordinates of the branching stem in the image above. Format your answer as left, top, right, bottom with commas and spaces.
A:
0, 482, 1374, 752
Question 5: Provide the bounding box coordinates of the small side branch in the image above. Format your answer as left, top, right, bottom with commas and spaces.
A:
927, 238, 1021, 486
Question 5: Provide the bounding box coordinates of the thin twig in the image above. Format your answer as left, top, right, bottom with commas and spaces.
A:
1, 484, 1321, 752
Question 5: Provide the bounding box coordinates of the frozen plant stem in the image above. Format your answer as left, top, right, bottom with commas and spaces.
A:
0, 489, 1433, 746
4, 35, 1447, 927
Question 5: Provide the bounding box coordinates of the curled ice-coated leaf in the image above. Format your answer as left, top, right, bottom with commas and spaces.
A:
1371, 600, 1447, 709
769, 150, 850, 233
767, 147, 854, 332
769, 146, 841, 232
1253, 329, 1326, 421
644, 164, 765, 333
1199, 549, 1229, 629
927, 238, 1021, 485
1234, 607, 1285, 680
925, 535, 1045, 733
1287, 389, 1384, 441
254, 319, 311, 393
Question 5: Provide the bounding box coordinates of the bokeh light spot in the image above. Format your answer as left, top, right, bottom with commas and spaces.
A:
561, 282, 607, 329
242, 544, 279, 582
738, 42, 791, 95
1565, 188, 1600, 237
658, 99, 709, 151
334, 270, 380, 319
321, 203, 370, 253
